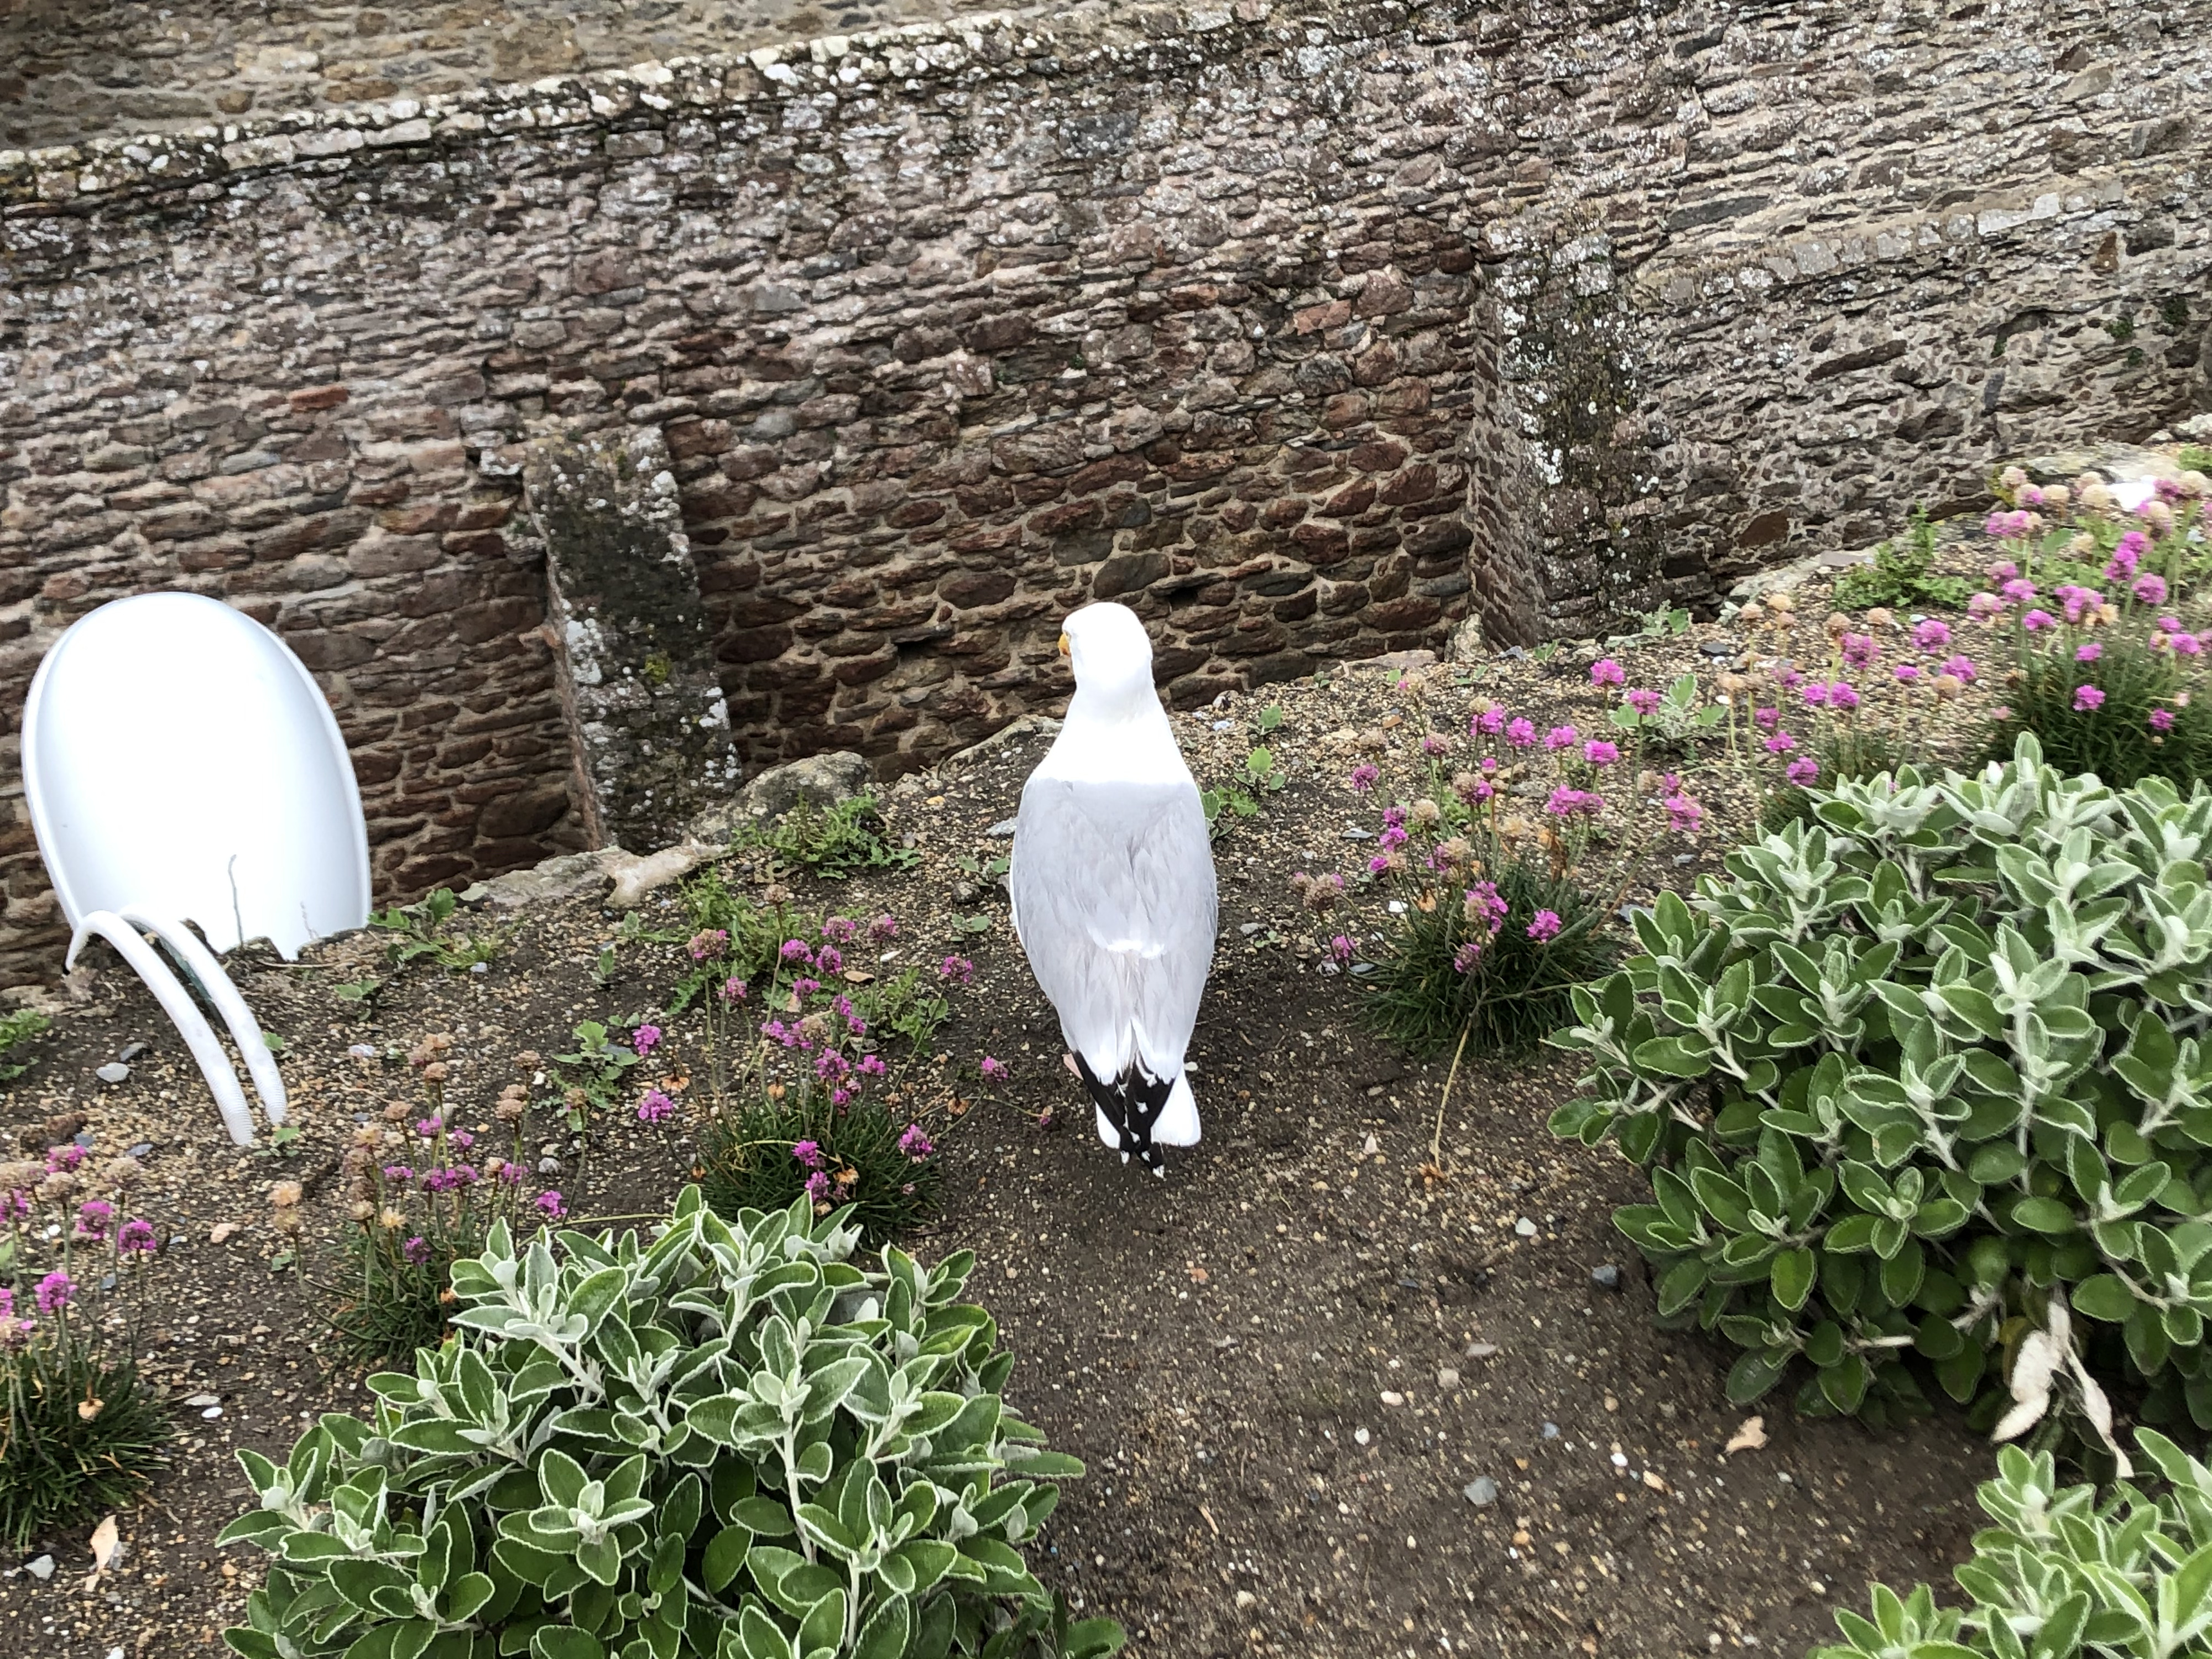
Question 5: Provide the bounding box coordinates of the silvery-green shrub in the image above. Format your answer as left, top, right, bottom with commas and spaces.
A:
1815, 1430, 2212, 1659
217, 1187, 1122, 1659
1550, 734, 2212, 1441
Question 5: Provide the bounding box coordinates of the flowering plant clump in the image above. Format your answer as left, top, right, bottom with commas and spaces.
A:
220, 1191, 1122, 1659
1728, 588, 1971, 831
1326, 671, 1699, 1057
1552, 734, 2212, 1448
1976, 464, 2212, 787
0, 1139, 168, 1547
663, 873, 963, 1245
696, 1084, 945, 1247
319, 1040, 561, 1369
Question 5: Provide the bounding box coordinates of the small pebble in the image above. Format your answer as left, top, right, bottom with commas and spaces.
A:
469, 961, 489, 974
184, 1393, 220, 1408
1462, 1477, 1499, 1507
25, 1554, 53, 1582
1592, 1264, 1623, 1291
127, 1142, 153, 1160
1514, 1217, 1537, 1238
539, 1157, 564, 1176
986, 818, 1019, 837
202, 1406, 224, 1420
1542, 1422, 1559, 1439
117, 1041, 147, 1062
1353, 1427, 1370, 1446
1380, 1390, 1406, 1407
1465, 1342, 1499, 1360
1611, 1451, 1629, 1469
96, 1063, 129, 1084
1234, 1590, 1256, 1610
1437, 1366, 1460, 1390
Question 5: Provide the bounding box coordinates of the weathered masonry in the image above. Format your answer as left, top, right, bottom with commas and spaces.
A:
0, 0, 2206, 982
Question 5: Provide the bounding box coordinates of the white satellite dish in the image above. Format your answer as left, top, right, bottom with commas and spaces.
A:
22, 592, 373, 1144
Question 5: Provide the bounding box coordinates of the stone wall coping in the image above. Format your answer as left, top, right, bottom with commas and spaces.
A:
1, 0, 2155, 310
0, 0, 1303, 210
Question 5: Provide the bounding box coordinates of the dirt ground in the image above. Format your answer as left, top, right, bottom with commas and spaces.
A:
0, 588, 2000, 1659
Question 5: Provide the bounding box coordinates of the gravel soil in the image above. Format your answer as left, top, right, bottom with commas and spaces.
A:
0, 584, 2001, 1659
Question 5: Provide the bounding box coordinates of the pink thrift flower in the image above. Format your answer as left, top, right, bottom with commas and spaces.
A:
1764, 732, 1797, 755
34, 1271, 72, 1314
1506, 718, 1538, 749
1786, 757, 1819, 787
536, 1191, 567, 1222
1349, 764, 1379, 793
2022, 609, 2057, 633
1590, 659, 1625, 687
637, 1089, 676, 1124
2153, 709, 2178, 733
1893, 665, 1923, 685
118, 1218, 156, 1255
940, 956, 975, 986
1802, 682, 1829, 707
1582, 740, 1620, 768
869, 914, 899, 941
1841, 634, 1877, 668
632, 1024, 662, 1057
402, 1237, 430, 1265
1940, 655, 1979, 684
1624, 687, 1662, 716
2074, 685, 2106, 712
2076, 642, 2103, 662
1987, 561, 2020, 581
1544, 724, 1578, 752
1474, 707, 1506, 736
898, 1124, 935, 1160
2135, 574, 2170, 606
1664, 794, 1703, 834
804, 1171, 832, 1203
1526, 910, 1563, 943
1329, 935, 1355, 966
792, 1139, 824, 1170
1913, 619, 1951, 651
1754, 707, 1780, 731
980, 1056, 1008, 1081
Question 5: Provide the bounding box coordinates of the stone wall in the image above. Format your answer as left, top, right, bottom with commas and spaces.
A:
0, 0, 2208, 983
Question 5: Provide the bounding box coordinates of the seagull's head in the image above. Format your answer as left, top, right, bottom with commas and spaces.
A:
1058, 602, 1156, 709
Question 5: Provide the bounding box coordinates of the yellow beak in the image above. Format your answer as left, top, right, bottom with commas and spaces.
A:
1057, 632, 1071, 657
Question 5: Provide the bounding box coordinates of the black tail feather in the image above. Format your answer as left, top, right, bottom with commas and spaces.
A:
1071, 1053, 1173, 1172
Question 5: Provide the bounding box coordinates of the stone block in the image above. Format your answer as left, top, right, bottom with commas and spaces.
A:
524, 421, 741, 853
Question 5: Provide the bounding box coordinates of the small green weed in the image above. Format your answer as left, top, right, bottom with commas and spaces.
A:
0, 1009, 48, 1084
547, 1020, 644, 1135
1833, 508, 1971, 611
369, 887, 503, 972
1202, 745, 1288, 841
734, 796, 918, 881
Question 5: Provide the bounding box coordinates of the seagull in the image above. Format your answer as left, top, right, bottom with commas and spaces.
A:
1009, 602, 1218, 1175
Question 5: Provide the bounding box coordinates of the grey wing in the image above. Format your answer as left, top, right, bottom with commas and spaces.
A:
1009, 776, 1218, 1079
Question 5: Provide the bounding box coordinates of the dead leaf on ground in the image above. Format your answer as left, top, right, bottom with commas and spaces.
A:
208, 1222, 241, 1244
90, 1514, 119, 1571
1725, 1415, 1767, 1454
